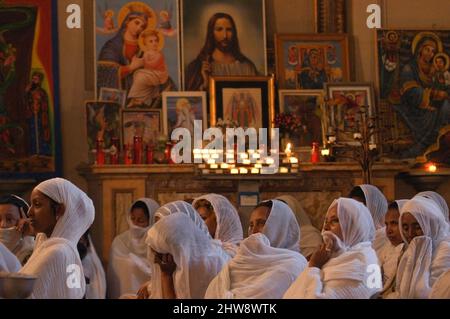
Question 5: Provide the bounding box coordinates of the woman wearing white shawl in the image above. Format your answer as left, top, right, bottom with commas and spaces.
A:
107, 198, 159, 299
78, 232, 106, 299
378, 200, 408, 298
0, 194, 35, 265
193, 194, 243, 257
277, 195, 322, 259
205, 200, 307, 299
0, 241, 20, 272
19, 178, 95, 299
393, 197, 450, 299
429, 269, 450, 298
284, 198, 381, 299
146, 213, 229, 299
349, 185, 389, 254
415, 191, 449, 223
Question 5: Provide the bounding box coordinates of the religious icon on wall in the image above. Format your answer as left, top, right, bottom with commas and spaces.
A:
122, 109, 161, 147
85, 101, 121, 153
275, 34, 350, 90
162, 91, 207, 140
99, 87, 127, 108
181, 0, 267, 91
95, 0, 181, 109
0, 0, 62, 178
376, 30, 450, 159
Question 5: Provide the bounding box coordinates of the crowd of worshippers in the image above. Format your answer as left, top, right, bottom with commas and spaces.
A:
0, 178, 449, 299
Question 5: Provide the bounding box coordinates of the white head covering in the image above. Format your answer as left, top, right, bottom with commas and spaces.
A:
261, 200, 300, 252
106, 198, 159, 299
0, 241, 21, 272
192, 194, 243, 245
395, 200, 409, 212
277, 195, 322, 257
359, 184, 388, 230
430, 270, 450, 299
126, 198, 160, 257
205, 232, 307, 299
146, 213, 229, 299
395, 197, 450, 298
82, 235, 107, 299
325, 198, 376, 249
414, 191, 449, 223
20, 178, 95, 299
284, 198, 380, 299
155, 201, 210, 236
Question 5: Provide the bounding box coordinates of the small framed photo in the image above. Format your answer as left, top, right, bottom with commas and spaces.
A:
325, 83, 376, 145
85, 101, 121, 151
275, 33, 350, 89
209, 75, 275, 130
162, 91, 207, 140
122, 110, 162, 147
239, 192, 260, 207
99, 87, 127, 108
278, 90, 327, 148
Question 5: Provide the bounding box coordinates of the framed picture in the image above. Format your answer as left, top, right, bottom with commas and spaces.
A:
209, 76, 275, 131
0, 0, 62, 179
325, 83, 376, 146
99, 87, 127, 108
162, 91, 207, 140
375, 29, 450, 159
278, 90, 327, 148
85, 101, 121, 152
95, 0, 181, 108
122, 109, 162, 147
314, 0, 346, 34
181, 0, 267, 91
275, 33, 350, 90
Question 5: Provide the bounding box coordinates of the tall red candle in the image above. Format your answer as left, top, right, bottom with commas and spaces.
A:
311, 142, 320, 163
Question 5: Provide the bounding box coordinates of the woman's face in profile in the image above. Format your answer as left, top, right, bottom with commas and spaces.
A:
401, 213, 424, 243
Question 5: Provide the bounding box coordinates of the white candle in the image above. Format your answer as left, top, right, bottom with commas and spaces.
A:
255, 164, 262, 169
207, 159, 215, 165
252, 153, 261, 159
248, 149, 255, 155
231, 168, 239, 175
210, 164, 218, 169
243, 159, 251, 165
220, 163, 229, 169
289, 157, 298, 164
353, 133, 362, 140
328, 136, 336, 143
194, 154, 203, 160
211, 153, 220, 159
240, 153, 249, 159
266, 158, 275, 165
321, 149, 330, 156
369, 144, 377, 151
239, 168, 248, 174
251, 168, 259, 174
280, 167, 289, 174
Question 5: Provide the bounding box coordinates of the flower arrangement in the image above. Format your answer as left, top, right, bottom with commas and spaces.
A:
273, 113, 304, 134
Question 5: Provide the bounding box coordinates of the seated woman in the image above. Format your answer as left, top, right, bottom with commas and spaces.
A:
393, 197, 450, 299
378, 200, 408, 298
18, 178, 95, 298
349, 185, 389, 254
205, 200, 307, 299
284, 198, 381, 299
145, 213, 229, 299
78, 230, 106, 299
277, 195, 322, 259
107, 198, 159, 299
193, 194, 243, 257
414, 191, 449, 224
0, 195, 34, 265
0, 241, 20, 272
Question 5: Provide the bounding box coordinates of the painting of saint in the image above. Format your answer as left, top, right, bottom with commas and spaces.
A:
122, 110, 161, 146
182, 0, 266, 91
377, 30, 450, 158
96, 0, 180, 108
222, 89, 262, 129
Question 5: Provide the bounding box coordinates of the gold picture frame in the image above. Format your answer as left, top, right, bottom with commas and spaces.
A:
209, 75, 276, 130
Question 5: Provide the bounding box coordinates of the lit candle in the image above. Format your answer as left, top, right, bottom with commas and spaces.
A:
220, 163, 229, 169
280, 167, 289, 174
290, 157, 298, 164
227, 159, 235, 164
353, 133, 362, 140
231, 168, 239, 175
321, 149, 330, 156
193, 149, 201, 154
252, 153, 261, 159
194, 154, 203, 160
255, 164, 263, 169
426, 163, 437, 173
210, 164, 218, 169
207, 159, 215, 165
328, 136, 336, 143
240, 153, 249, 159
211, 153, 220, 159
285, 143, 292, 157
243, 159, 251, 165
202, 169, 210, 175
369, 144, 377, 151
251, 168, 259, 174
248, 149, 255, 155
239, 168, 248, 174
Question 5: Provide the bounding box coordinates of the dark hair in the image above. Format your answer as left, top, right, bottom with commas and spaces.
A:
0, 194, 30, 217
255, 200, 273, 210
41, 194, 62, 217
131, 201, 150, 219
348, 186, 367, 205
388, 201, 399, 210
198, 12, 253, 64
193, 199, 214, 212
